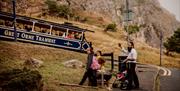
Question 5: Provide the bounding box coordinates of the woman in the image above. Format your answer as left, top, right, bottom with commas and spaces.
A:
96, 51, 112, 90
79, 47, 98, 86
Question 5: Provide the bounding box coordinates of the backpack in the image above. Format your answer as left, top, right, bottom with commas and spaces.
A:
91, 56, 100, 70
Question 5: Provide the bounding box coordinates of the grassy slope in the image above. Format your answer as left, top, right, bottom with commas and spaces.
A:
0, 31, 179, 91
0, 41, 107, 91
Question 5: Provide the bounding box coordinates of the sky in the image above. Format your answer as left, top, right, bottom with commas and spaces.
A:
158, 0, 180, 21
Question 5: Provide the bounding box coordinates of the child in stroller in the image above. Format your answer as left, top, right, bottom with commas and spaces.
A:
113, 62, 129, 90
113, 70, 128, 90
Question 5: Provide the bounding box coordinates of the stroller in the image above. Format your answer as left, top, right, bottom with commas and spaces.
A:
113, 57, 129, 90
112, 69, 129, 90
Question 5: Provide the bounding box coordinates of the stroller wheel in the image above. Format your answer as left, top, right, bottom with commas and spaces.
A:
112, 80, 121, 88
120, 83, 128, 90
120, 86, 127, 90
120, 80, 128, 90
112, 83, 118, 88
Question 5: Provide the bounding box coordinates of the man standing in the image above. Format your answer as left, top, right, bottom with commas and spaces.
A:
79, 47, 97, 86
123, 42, 139, 89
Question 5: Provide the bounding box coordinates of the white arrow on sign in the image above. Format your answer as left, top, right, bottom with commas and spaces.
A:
64, 42, 72, 46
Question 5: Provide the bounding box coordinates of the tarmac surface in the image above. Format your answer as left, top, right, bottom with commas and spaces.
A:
160, 68, 180, 91
113, 64, 159, 91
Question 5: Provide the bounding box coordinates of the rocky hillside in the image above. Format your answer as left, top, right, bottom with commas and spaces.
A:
0, 0, 180, 47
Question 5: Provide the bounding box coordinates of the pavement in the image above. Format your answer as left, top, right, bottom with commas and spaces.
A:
112, 64, 159, 91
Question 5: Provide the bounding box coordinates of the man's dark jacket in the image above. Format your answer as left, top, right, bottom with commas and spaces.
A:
86, 53, 94, 70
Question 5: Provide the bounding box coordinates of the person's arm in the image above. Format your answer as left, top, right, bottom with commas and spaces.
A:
122, 51, 132, 63
122, 57, 128, 63
125, 56, 135, 61
122, 47, 128, 53
123, 49, 137, 62
122, 54, 129, 63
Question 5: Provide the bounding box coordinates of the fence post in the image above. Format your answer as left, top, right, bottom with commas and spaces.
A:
111, 52, 114, 71
118, 56, 121, 72
12, 0, 17, 41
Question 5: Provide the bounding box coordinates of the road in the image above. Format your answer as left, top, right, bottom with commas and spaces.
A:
113, 64, 158, 91
160, 68, 180, 91
112, 64, 180, 91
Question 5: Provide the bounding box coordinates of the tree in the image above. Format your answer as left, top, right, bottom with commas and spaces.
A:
164, 28, 180, 55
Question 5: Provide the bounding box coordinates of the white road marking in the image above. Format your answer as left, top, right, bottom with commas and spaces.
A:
161, 67, 168, 76
165, 67, 172, 76
142, 64, 171, 76
158, 67, 171, 76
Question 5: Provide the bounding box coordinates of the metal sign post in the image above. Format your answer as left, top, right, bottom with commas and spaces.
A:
123, 0, 133, 44
160, 30, 163, 66
12, 0, 17, 41
125, 0, 129, 43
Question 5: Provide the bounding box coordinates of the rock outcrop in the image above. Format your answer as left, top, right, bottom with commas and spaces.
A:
62, 59, 84, 68
24, 58, 44, 68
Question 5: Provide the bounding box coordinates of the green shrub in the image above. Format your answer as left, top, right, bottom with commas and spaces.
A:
105, 23, 117, 32
57, 5, 74, 19
125, 25, 140, 34
45, 0, 73, 19
45, 0, 58, 13
0, 69, 43, 91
